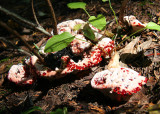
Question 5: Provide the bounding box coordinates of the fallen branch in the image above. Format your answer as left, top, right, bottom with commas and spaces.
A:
119, 0, 129, 24
45, 0, 58, 35
31, 0, 41, 26
0, 21, 44, 64
0, 5, 51, 36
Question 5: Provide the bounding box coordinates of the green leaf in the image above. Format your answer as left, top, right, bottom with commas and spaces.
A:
102, 0, 109, 2
82, 23, 95, 40
50, 107, 68, 114
73, 24, 82, 31
67, 2, 86, 10
44, 32, 75, 52
63, 107, 68, 114
21, 106, 44, 114
33, 43, 40, 50
158, 18, 160, 24
146, 22, 160, 31
88, 14, 106, 30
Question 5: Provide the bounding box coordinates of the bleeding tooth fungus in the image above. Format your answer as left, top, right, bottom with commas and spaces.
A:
7, 19, 114, 84
91, 52, 147, 101
123, 15, 146, 33
8, 65, 34, 84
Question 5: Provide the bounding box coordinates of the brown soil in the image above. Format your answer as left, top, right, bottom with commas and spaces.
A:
0, 0, 160, 113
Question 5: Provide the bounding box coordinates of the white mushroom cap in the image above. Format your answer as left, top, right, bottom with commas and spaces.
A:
124, 15, 136, 24
123, 15, 146, 33
71, 34, 91, 54
57, 19, 86, 35
91, 67, 147, 95
8, 65, 33, 84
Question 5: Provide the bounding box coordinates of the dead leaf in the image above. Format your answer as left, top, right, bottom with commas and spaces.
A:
105, 30, 114, 38
119, 36, 152, 55
154, 70, 160, 80
129, 90, 149, 105
0, 64, 7, 74
119, 37, 139, 54
148, 104, 160, 111
137, 38, 152, 51
119, 36, 153, 67
0, 40, 7, 47
146, 76, 157, 87
0, 75, 4, 86
88, 104, 105, 114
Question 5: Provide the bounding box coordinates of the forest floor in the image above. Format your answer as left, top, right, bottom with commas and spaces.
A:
0, 0, 160, 113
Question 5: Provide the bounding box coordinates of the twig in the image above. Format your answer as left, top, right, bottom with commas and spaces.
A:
0, 5, 51, 36
0, 37, 32, 56
45, 0, 58, 35
117, 27, 146, 48
31, 0, 40, 26
101, 7, 108, 14
119, 0, 129, 24
0, 21, 45, 64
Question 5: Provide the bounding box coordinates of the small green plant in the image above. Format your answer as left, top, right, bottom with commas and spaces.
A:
88, 14, 106, 30
21, 106, 44, 114
50, 107, 68, 114
21, 106, 68, 114
67, 2, 106, 31
105, 0, 118, 25
118, 22, 160, 47
67, 2, 90, 17
102, 0, 109, 2
82, 23, 95, 40
44, 1, 160, 53
44, 2, 107, 53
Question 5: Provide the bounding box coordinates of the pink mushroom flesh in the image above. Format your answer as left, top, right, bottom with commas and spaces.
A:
130, 20, 145, 28
39, 69, 57, 77
98, 39, 114, 57
70, 34, 91, 55
123, 15, 146, 33
91, 67, 147, 95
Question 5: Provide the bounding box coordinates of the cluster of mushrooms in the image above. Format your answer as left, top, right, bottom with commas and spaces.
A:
8, 16, 147, 101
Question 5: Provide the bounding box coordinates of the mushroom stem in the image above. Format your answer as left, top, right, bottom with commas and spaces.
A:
108, 52, 120, 69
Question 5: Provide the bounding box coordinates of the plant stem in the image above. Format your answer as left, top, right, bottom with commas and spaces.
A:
0, 5, 51, 36
0, 21, 45, 64
45, 0, 58, 35
108, 0, 118, 25
117, 27, 146, 48
83, 8, 91, 17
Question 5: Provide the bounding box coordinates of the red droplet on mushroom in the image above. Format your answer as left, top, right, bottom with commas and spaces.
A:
42, 72, 46, 76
